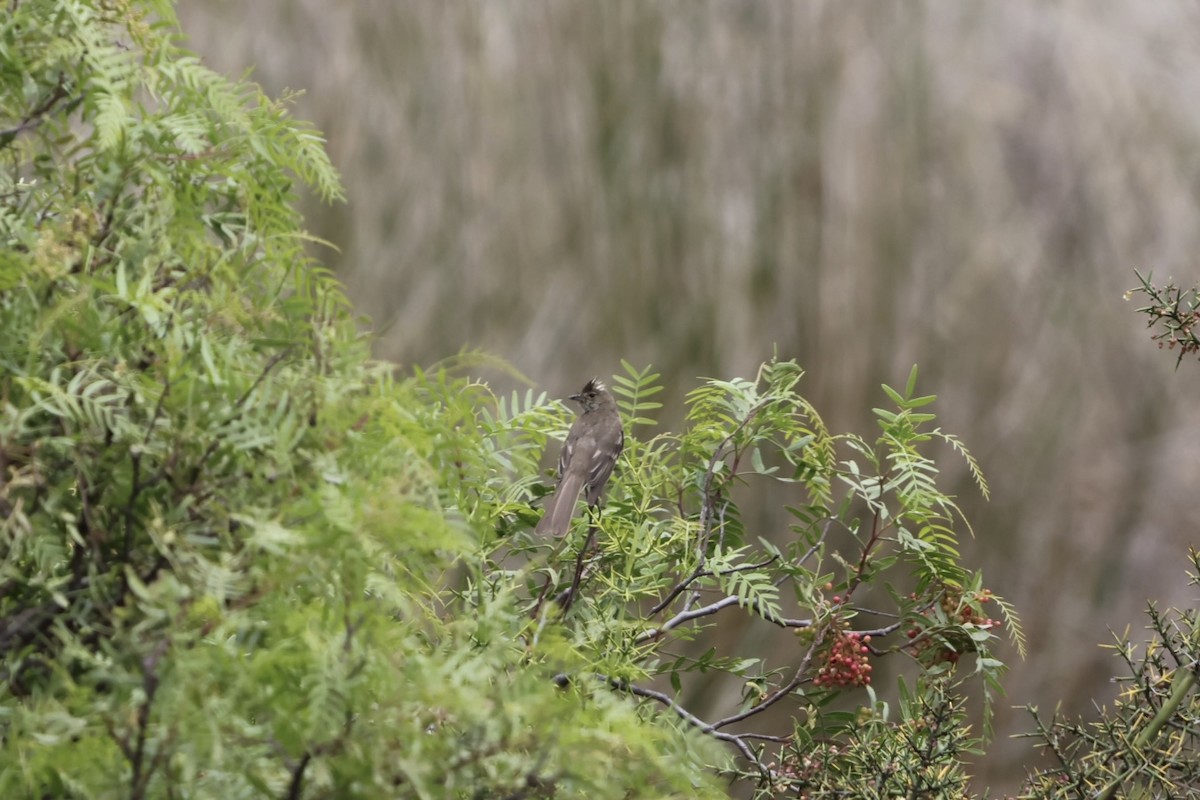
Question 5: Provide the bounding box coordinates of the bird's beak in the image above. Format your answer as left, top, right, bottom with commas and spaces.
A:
569, 393, 582, 403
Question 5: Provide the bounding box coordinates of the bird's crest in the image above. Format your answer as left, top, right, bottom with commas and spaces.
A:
582, 377, 605, 393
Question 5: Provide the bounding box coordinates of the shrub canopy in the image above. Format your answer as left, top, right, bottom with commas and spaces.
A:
0, 3, 724, 797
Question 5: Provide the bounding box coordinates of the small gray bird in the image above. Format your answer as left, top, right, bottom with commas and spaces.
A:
535, 378, 625, 537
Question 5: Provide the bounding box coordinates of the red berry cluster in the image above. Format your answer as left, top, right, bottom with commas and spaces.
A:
813, 629, 872, 688
946, 587, 1000, 627
906, 587, 1000, 665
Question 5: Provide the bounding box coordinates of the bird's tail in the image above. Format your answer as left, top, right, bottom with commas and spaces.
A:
535, 472, 586, 537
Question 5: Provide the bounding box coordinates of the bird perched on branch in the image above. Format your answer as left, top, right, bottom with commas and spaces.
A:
535, 378, 624, 537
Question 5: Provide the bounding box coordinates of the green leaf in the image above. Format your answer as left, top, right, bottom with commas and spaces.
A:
881, 382, 905, 406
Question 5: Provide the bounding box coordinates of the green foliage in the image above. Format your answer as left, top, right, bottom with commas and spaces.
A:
610, 359, 664, 428
0, 4, 723, 798
4, 3, 1100, 799
1127, 269, 1200, 367
769, 680, 979, 797
1016, 551, 1200, 799
482, 358, 1016, 797
12, 3, 1200, 798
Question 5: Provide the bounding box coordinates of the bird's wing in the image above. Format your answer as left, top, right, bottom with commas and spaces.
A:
584, 426, 623, 505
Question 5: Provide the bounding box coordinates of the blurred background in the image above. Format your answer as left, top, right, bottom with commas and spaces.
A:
177, 1, 1200, 790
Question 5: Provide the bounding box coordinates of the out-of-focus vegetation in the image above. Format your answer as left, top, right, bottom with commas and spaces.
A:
0, 5, 731, 797
176, 1, 1200, 788
1128, 269, 1200, 367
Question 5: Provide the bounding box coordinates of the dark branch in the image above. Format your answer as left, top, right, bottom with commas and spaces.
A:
284, 752, 312, 800
0, 73, 79, 144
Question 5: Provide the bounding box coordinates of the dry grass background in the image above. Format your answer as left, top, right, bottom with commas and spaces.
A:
178, 1, 1200, 790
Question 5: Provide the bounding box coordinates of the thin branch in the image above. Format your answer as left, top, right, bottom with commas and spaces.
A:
614, 678, 781, 779
556, 525, 599, 615
637, 594, 812, 644
280, 711, 357, 800
0, 73, 77, 143
648, 564, 704, 616
557, 672, 783, 779
696, 401, 767, 559
126, 379, 174, 561
637, 595, 740, 643
129, 638, 168, 800
649, 555, 779, 617
710, 631, 827, 732
123, 450, 142, 562
530, 573, 555, 621
188, 347, 292, 486
797, 517, 835, 567
843, 469, 889, 603
284, 752, 311, 800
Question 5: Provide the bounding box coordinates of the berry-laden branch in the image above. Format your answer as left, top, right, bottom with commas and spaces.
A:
506, 362, 1013, 797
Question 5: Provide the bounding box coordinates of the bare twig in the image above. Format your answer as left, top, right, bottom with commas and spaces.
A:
557, 525, 599, 615
709, 631, 827, 732
555, 672, 784, 780
636, 594, 812, 644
